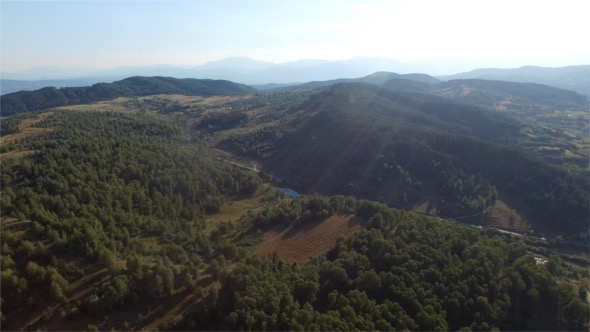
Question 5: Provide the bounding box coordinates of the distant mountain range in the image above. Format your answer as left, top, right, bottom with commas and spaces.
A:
0, 57, 427, 94
2, 57, 588, 95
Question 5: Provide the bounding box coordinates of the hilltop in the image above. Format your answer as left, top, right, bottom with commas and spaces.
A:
0, 76, 256, 116
438, 65, 590, 95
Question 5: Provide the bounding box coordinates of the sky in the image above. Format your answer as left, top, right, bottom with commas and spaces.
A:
1, 0, 589, 73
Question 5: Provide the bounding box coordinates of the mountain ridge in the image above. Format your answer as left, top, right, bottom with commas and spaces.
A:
438, 65, 590, 95
3, 58, 587, 94
0, 76, 256, 116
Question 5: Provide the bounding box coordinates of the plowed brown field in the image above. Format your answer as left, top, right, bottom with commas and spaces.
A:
255, 214, 366, 264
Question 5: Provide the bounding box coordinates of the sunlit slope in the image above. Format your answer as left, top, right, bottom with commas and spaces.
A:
222, 83, 589, 234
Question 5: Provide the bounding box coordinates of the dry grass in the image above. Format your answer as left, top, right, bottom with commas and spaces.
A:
485, 199, 529, 231
256, 214, 366, 265
0, 111, 53, 145
141, 94, 204, 103
204, 195, 264, 234
52, 94, 254, 115
0, 149, 36, 160
54, 100, 136, 113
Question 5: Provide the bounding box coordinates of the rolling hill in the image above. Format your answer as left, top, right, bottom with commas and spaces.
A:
218, 83, 589, 236
431, 79, 588, 111
437, 65, 590, 95
0, 76, 257, 116
276, 73, 589, 169
1, 78, 588, 331
285, 71, 441, 90
281, 71, 588, 111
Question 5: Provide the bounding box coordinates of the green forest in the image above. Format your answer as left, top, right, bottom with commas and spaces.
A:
1, 78, 589, 331
1, 110, 262, 330
0, 76, 256, 116
220, 83, 588, 234
187, 200, 589, 331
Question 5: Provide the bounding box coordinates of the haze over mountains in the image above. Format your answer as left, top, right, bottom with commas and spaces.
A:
2, 57, 588, 95
439, 65, 590, 95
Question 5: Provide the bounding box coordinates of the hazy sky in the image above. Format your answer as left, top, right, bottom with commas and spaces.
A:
1, 0, 589, 72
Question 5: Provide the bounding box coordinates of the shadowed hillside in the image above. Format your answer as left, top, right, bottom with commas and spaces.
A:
220, 83, 589, 235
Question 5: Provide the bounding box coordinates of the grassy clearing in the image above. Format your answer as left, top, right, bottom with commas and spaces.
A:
204, 195, 265, 233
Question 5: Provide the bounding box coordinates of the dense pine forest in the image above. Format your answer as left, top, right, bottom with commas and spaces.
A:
1, 77, 589, 330
187, 200, 589, 331
1, 110, 261, 330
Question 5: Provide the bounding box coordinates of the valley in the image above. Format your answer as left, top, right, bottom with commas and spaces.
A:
0, 74, 589, 331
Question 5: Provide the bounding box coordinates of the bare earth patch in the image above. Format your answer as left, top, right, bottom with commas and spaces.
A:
460, 85, 472, 96
412, 198, 438, 215
486, 199, 529, 232
255, 214, 366, 265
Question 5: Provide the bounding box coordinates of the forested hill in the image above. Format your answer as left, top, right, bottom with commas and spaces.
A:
0, 76, 257, 116
220, 83, 589, 235
278, 71, 440, 91
280, 71, 588, 112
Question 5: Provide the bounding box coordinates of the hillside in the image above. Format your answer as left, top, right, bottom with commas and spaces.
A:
276, 72, 589, 169
429, 79, 590, 167
432, 79, 588, 111
0, 109, 262, 330
188, 198, 589, 331
1, 90, 588, 331
282, 71, 588, 113
219, 83, 589, 236
0, 76, 257, 116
